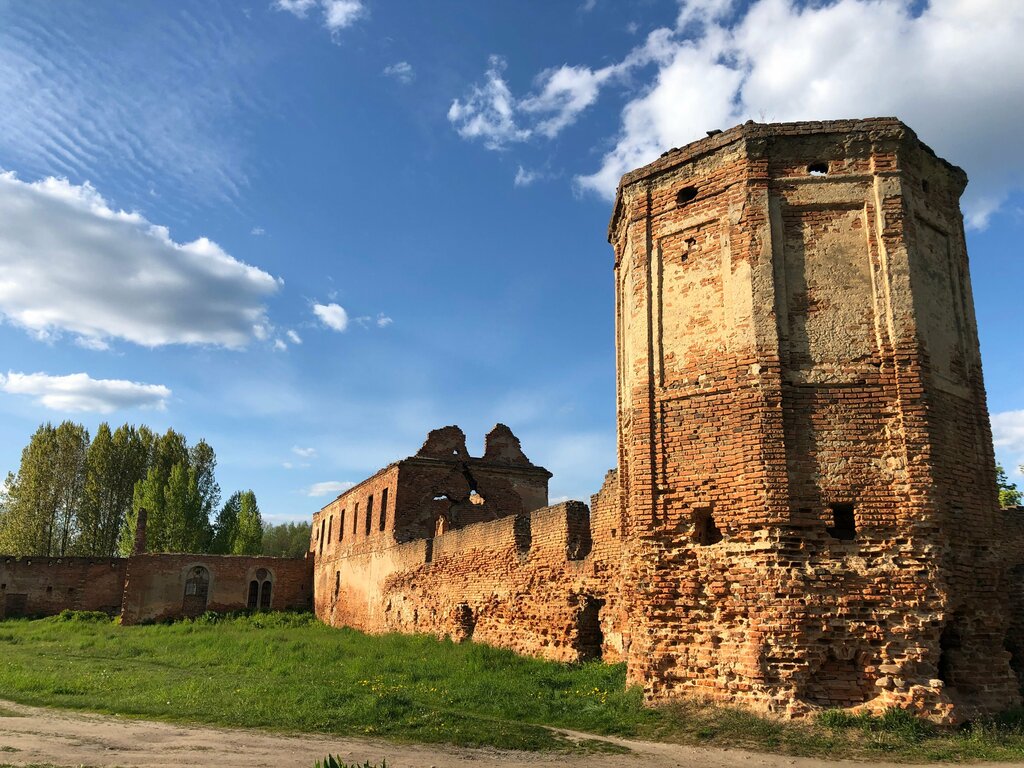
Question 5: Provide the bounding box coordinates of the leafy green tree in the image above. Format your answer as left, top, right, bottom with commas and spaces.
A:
163, 462, 202, 552
233, 490, 263, 555
211, 491, 241, 554
77, 423, 116, 556
0, 422, 91, 556
0, 425, 58, 555
123, 465, 167, 554
262, 521, 313, 558
188, 439, 219, 551
999, 464, 1023, 508
51, 422, 89, 555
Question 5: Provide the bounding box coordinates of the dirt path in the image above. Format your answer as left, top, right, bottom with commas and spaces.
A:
0, 699, 1019, 768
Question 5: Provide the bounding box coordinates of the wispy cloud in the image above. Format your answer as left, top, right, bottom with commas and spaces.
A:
287, 330, 303, 344
292, 446, 318, 458
383, 61, 415, 84
0, 172, 281, 349
250, 226, 266, 236
0, 4, 262, 208
514, 165, 541, 187
306, 480, 356, 497
451, 0, 1024, 227
313, 302, 349, 332
0, 371, 171, 413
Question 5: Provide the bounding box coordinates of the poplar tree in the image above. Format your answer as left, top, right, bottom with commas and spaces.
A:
189, 439, 219, 550
211, 491, 241, 554
0, 422, 90, 556
233, 490, 263, 555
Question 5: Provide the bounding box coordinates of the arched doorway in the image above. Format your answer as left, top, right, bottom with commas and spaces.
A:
182, 566, 210, 617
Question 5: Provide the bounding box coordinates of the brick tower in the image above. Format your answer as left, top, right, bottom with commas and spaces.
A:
608, 118, 1018, 720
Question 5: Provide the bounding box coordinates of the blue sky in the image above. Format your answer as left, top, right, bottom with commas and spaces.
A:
0, 0, 1022, 523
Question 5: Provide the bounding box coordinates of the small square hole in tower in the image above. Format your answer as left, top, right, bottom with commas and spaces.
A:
693, 508, 723, 546
827, 503, 856, 540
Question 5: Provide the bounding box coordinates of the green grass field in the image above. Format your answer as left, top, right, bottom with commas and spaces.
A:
1, 611, 1024, 761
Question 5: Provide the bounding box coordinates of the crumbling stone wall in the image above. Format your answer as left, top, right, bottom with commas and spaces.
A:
0, 556, 127, 617
315, 499, 627, 663
608, 118, 1018, 721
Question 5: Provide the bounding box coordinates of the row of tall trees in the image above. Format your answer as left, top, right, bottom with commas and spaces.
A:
0, 422, 264, 558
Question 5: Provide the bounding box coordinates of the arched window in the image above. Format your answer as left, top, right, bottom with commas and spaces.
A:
182, 566, 210, 617
251, 568, 273, 611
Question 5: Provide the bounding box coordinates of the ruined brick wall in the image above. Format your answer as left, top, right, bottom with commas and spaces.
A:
608, 118, 1018, 721
311, 426, 552, 555
314, 500, 626, 663
1002, 511, 1024, 697
0, 556, 127, 617
120, 554, 312, 624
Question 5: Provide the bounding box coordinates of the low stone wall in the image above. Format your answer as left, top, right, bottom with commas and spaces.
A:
0, 556, 127, 617
120, 554, 312, 624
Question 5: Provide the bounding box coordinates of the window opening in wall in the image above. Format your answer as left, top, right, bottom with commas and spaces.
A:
808, 162, 829, 176
46, 585, 52, 593
576, 596, 605, 661
434, 514, 449, 537
247, 580, 259, 610
353, 503, 359, 535
827, 503, 856, 540
327, 516, 332, 544
802, 649, 876, 707
693, 508, 723, 546
255, 568, 272, 611
379, 488, 388, 531
922, 179, 931, 193
366, 494, 374, 536
318, 520, 325, 555
182, 566, 210, 617
938, 619, 963, 687
452, 602, 475, 642
513, 514, 532, 555
676, 185, 698, 206
334, 571, 340, 600
339, 510, 345, 540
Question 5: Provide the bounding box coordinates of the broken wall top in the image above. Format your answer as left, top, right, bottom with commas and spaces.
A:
607, 117, 967, 242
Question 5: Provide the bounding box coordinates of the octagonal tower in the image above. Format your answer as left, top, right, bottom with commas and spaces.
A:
608, 118, 1017, 720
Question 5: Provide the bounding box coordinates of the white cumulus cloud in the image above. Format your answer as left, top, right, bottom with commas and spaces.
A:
452, 0, 1024, 227
0, 172, 282, 349
275, 0, 365, 35
287, 330, 303, 344
0, 371, 171, 413
448, 56, 532, 150
306, 480, 356, 497
313, 302, 349, 332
